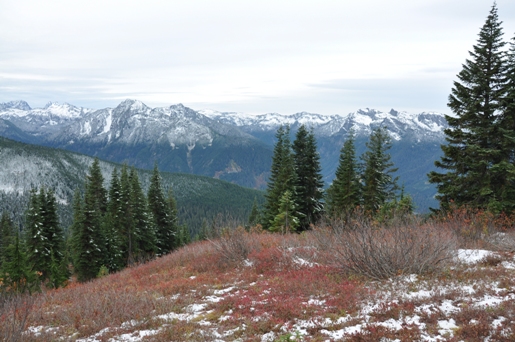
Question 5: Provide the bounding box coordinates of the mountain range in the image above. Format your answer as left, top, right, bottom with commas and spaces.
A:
0, 100, 449, 211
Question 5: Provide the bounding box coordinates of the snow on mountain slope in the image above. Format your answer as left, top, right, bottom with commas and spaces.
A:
200, 108, 448, 141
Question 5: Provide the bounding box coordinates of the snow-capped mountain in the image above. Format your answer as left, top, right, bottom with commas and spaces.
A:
200, 108, 448, 142
0, 99, 449, 211
0, 100, 273, 189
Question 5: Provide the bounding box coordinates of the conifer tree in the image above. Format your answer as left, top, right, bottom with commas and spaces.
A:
0, 211, 15, 263
40, 189, 68, 288
103, 168, 124, 272
429, 4, 510, 212
248, 197, 260, 227
119, 164, 136, 264
166, 188, 181, 247
130, 168, 157, 261
148, 164, 176, 255
1, 232, 36, 293
25, 188, 49, 282
326, 131, 362, 218
262, 125, 296, 230
494, 35, 515, 212
292, 125, 324, 230
72, 161, 107, 282
269, 190, 300, 234
361, 127, 399, 213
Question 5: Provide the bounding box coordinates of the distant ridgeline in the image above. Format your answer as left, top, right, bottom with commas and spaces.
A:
0, 137, 264, 236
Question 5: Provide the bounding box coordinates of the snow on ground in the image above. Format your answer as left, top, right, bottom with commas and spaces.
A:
26, 248, 515, 341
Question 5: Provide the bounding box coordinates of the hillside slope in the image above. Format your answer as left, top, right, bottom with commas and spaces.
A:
0, 137, 264, 232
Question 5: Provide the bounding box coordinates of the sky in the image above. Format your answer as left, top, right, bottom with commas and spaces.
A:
1, 0, 515, 115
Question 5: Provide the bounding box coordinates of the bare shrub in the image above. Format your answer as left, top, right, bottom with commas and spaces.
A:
313, 214, 457, 280
485, 231, 515, 252
209, 226, 260, 265
0, 292, 34, 341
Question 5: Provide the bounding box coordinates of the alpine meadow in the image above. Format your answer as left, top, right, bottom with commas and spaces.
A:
4, 3, 515, 341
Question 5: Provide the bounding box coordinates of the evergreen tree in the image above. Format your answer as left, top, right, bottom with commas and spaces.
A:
130, 168, 157, 261
269, 190, 300, 234
247, 197, 260, 227
1, 233, 37, 293
494, 34, 515, 212
262, 125, 296, 230
326, 131, 362, 218
166, 188, 181, 248
429, 4, 510, 212
103, 168, 124, 272
292, 125, 324, 230
40, 189, 68, 288
0, 211, 15, 263
119, 164, 136, 265
361, 127, 399, 212
25, 188, 50, 282
72, 161, 107, 282
148, 163, 176, 255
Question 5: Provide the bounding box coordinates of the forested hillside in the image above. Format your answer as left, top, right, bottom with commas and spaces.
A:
0, 137, 264, 234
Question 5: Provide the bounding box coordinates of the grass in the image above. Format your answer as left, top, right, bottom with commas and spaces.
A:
4, 211, 515, 341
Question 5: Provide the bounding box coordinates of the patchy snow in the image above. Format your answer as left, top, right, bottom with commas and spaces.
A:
455, 249, 493, 264
26, 248, 515, 341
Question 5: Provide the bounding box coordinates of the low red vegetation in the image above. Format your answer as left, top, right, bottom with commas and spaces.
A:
6, 209, 515, 341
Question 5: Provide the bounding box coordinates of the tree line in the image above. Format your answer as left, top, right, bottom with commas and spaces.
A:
0, 159, 187, 291
258, 124, 412, 232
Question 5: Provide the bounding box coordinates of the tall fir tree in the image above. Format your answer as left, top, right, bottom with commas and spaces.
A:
292, 125, 324, 230
119, 164, 136, 264
166, 188, 181, 247
361, 127, 399, 213
72, 161, 107, 282
0, 211, 15, 263
429, 4, 510, 212
130, 168, 157, 261
40, 189, 68, 288
326, 131, 362, 217
103, 168, 124, 272
262, 125, 296, 230
494, 34, 515, 212
25, 188, 49, 283
148, 163, 176, 255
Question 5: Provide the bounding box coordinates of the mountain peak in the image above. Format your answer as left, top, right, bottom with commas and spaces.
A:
0, 100, 31, 111
117, 99, 149, 111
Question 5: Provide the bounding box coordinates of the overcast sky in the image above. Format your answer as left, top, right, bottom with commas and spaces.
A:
1, 0, 515, 115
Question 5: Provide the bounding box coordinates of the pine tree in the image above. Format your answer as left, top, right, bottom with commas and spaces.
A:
361, 127, 399, 213
429, 4, 509, 212
269, 190, 300, 234
262, 125, 296, 230
25, 188, 50, 282
292, 125, 324, 230
1, 233, 37, 293
40, 189, 68, 288
148, 164, 176, 255
0, 211, 15, 263
326, 131, 362, 218
494, 34, 515, 212
166, 188, 181, 248
130, 168, 157, 261
119, 164, 136, 265
248, 197, 260, 227
103, 168, 124, 272
72, 161, 107, 282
